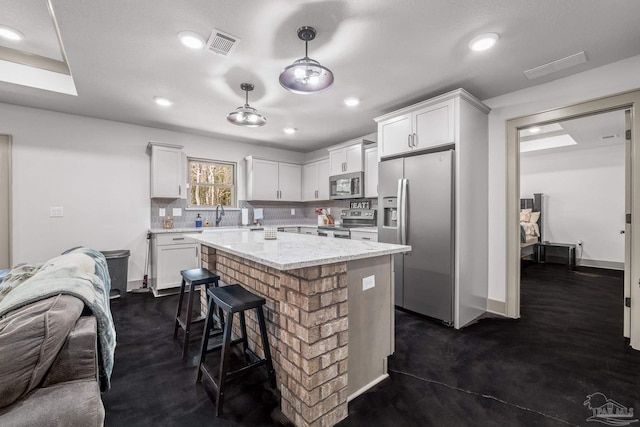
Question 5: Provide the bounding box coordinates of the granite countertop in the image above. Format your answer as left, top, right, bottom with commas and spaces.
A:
184, 229, 410, 270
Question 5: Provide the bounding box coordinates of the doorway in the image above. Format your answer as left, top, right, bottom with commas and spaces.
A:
505, 89, 640, 350
518, 111, 627, 331
0, 134, 11, 269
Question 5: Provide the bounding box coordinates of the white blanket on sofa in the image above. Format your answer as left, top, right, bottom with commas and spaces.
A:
0, 247, 116, 391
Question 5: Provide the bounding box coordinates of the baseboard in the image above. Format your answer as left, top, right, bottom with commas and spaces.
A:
487, 298, 507, 316
578, 259, 624, 270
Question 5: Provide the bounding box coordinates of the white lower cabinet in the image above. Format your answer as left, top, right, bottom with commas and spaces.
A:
350, 230, 378, 242
299, 227, 318, 236
152, 233, 200, 296
280, 227, 299, 233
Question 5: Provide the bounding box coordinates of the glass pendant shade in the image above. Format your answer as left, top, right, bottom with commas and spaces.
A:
280, 26, 334, 94
227, 83, 266, 127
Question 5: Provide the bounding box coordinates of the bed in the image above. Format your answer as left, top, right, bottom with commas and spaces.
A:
521, 193, 543, 260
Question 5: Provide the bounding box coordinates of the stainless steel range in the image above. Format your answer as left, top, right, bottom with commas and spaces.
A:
317, 209, 377, 239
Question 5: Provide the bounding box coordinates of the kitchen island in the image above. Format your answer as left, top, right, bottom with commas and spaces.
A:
185, 229, 410, 427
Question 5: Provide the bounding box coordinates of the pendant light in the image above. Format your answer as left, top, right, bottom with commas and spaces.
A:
279, 26, 334, 94
226, 83, 267, 127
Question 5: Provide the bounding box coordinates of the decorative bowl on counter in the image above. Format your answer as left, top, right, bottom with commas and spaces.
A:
263, 227, 277, 240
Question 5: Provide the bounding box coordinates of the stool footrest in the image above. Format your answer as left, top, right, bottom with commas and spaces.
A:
176, 316, 206, 331
205, 337, 244, 354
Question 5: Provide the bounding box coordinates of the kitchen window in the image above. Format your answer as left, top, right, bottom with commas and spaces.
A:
187, 158, 237, 208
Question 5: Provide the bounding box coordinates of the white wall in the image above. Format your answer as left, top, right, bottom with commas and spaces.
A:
521, 144, 625, 266
1, 103, 304, 288
484, 54, 640, 302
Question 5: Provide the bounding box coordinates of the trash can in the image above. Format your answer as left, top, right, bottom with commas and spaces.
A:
101, 250, 130, 300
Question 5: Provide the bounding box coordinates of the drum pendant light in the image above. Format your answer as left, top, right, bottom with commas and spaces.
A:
279, 26, 334, 94
226, 83, 267, 127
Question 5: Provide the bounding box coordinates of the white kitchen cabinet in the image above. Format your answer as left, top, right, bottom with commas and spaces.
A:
350, 230, 378, 242
277, 227, 299, 233
245, 156, 302, 201
151, 232, 200, 296
302, 158, 330, 201
299, 227, 318, 236
375, 99, 455, 159
364, 146, 378, 198
149, 142, 185, 198
328, 142, 364, 175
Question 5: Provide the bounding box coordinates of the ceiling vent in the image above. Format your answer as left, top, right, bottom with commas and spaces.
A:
206, 29, 240, 56
524, 51, 587, 80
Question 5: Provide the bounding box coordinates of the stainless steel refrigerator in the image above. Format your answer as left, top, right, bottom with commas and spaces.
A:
378, 150, 455, 325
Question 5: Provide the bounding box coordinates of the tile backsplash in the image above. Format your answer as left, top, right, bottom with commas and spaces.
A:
150, 199, 376, 229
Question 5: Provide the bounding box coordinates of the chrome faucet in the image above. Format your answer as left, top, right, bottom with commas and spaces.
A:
215, 204, 225, 227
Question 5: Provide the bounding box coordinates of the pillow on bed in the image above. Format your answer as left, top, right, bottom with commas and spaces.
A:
529, 211, 540, 224
520, 222, 539, 237
520, 209, 532, 222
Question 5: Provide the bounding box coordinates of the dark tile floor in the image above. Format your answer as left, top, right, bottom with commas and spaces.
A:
103, 263, 640, 426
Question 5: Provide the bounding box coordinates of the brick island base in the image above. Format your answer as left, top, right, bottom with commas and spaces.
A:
200, 245, 394, 427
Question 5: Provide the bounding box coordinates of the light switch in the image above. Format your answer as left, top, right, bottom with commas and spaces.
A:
362, 275, 375, 291
291, 209, 295, 215
49, 207, 64, 217
159, 208, 166, 217
172, 208, 182, 217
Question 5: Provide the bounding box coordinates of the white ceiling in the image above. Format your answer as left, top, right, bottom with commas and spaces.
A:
1, 0, 640, 152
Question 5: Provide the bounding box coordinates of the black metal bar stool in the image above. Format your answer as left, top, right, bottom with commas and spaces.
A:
197, 284, 276, 416
173, 268, 220, 359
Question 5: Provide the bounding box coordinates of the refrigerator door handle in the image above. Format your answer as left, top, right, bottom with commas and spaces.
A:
397, 179, 403, 244
397, 178, 408, 245
401, 179, 408, 245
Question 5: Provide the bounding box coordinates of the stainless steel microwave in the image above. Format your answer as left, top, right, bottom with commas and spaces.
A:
329, 171, 364, 199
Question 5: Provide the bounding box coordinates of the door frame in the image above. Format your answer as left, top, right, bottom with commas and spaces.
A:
0, 134, 12, 269
505, 89, 640, 350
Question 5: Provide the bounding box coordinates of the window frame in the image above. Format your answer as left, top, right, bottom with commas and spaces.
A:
186, 157, 237, 209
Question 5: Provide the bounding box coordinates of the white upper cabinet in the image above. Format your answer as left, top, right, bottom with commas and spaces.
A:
149, 142, 184, 199
302, 159, 330, 201
245, 156, 301, 201
364, 146, 378, 198
378, 115, 411, 159
328, 142, 364, 175
278, 162, 302, 201
375, 98, 455, 159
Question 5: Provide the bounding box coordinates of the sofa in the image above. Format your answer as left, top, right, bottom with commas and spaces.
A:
0, 248, 116, 427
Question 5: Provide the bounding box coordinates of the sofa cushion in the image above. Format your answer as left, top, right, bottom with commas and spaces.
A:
0, 379, 104, 427
0, 294, 84, 409
42, 316, 98, 387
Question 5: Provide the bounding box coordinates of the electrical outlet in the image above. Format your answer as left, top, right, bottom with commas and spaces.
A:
291, 209, 295, 215
49, 207, 64, 217
159, 208, 166, 217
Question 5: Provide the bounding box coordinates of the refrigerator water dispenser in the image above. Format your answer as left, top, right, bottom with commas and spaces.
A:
382, 197, 398, 228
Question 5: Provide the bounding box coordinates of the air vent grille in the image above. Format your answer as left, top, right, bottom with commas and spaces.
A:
206, 29, 240, 56
524, 51, 587, 80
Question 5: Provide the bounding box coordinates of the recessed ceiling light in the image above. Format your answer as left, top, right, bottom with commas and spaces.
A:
154, 96, 173, 107
0, 25, 24, 41
178, 31, 205, 49
283, 127, 297, 135
469, 33, 499, 52
344, 97, 360, 107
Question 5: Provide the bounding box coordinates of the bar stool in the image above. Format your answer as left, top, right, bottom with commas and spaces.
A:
173, 268, 220, 359
197, 284, 276, 416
